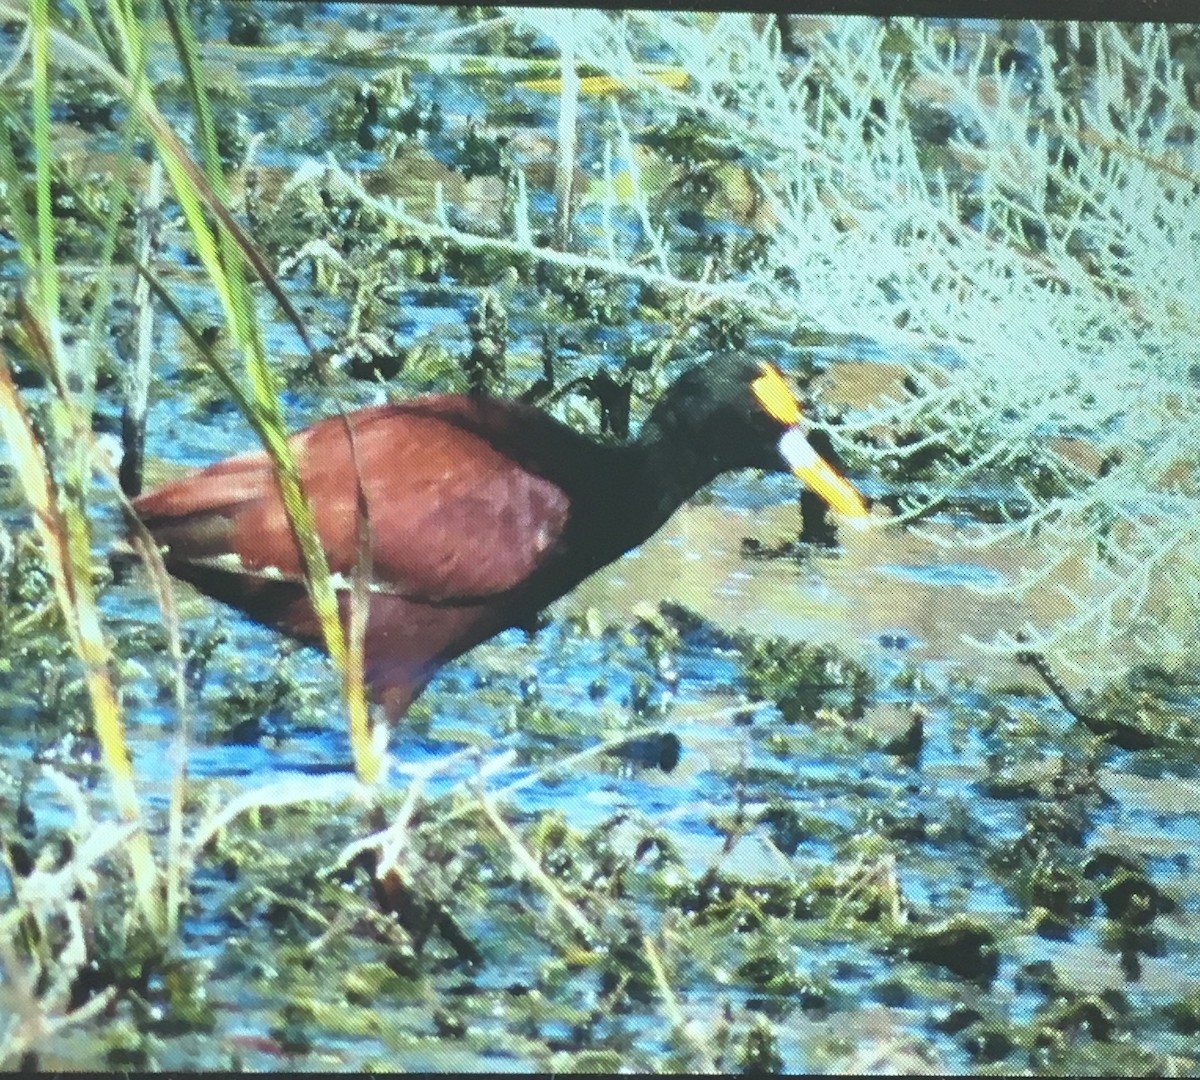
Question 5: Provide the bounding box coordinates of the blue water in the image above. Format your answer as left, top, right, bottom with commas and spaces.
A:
876, 561, 1007, 588
5, 5, 1199, 1071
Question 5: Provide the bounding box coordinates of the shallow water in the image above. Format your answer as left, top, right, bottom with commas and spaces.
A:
3, 3, 1200, 1074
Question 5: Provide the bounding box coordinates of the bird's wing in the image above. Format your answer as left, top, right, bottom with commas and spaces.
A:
133, 399, 571, 605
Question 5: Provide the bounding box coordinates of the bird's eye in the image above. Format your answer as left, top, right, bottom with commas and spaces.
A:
751, 362, 801, 426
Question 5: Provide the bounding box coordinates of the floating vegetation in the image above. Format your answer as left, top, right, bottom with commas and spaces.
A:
737, 635, 874, 725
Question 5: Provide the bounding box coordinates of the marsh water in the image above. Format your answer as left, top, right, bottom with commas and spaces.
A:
3, 4, 1200, 1073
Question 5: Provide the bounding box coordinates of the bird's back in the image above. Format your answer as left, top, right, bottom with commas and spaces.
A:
134, 396, 577, 717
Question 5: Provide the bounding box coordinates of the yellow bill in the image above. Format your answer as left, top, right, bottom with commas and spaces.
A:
779, 426, 870, 519
752, 362, 869, 519
751, 362, 802, 427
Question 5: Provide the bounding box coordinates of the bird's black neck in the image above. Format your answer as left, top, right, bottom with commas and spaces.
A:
472, 396, 727, 569
639, 415, 724, 515
594, 414, 725, 552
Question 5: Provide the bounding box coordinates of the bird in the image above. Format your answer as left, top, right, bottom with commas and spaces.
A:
133, 355, 869, 722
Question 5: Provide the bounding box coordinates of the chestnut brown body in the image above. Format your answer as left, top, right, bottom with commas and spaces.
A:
134, 358, 868, 720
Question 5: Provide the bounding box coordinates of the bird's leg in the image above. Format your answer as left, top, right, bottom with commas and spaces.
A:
379, 683, 421, 727
515, 607, 547, 641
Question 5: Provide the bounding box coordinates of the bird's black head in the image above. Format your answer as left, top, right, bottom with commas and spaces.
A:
641, 355, 869, 518
643, 355, 790, 471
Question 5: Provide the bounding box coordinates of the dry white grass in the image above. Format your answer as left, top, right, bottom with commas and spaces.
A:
493, 13, 1200, 670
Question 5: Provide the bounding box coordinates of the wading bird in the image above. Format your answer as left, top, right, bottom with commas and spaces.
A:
134, 356, 869, 721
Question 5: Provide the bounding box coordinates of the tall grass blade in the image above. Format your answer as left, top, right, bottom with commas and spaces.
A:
4, 1, 161, 925
119, 159, 163, 497
83, 3, 156, 433
0, 108, 36, 269
552, 16, 579, 249
152, 0, 380, 781
28, 0, 57, 333
0, 344, 160, 926
104, 474, 192, 938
